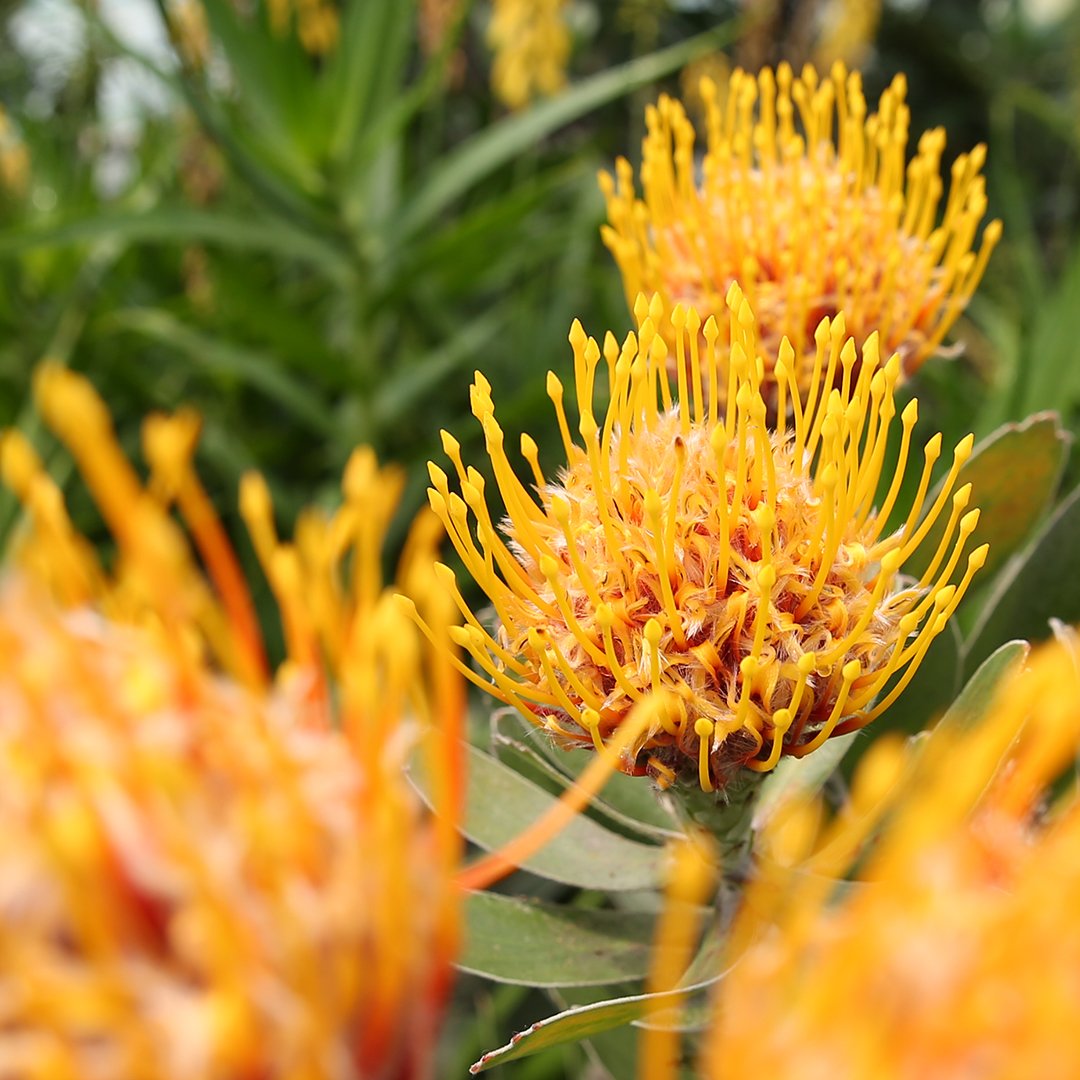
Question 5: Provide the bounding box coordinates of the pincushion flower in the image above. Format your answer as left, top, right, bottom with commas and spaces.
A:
694, 634, 1080, 1079
600, 63, 1001, 409
423, 290, 986, 793
488, 0, 570, 109
266, 0, 339, 56
0, 366, 464, 1078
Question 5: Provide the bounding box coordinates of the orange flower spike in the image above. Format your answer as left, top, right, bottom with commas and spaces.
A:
424, 291, 985, 792
0, 429, 101, 605
24, 367, 228, 695
600, 62, 1001, 410
487, 0, 570, 109
0, 577, 460, 1080
2, 371, 469, 1078
143, 409, 268, 687
695, 635, 1080, 1079
638, 834, 717, 1080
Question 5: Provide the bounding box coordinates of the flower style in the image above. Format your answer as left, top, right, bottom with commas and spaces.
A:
600, 63, 1001, 409
0, 366, 463, 1078
488, 0, 570, 109
424, 289, 987, 793
697, 634, 1080, 1078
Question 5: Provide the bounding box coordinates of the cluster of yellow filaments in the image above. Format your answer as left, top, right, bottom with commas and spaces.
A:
813, 0, 883, 70
700, 635, 1080, 1078
167, 0, 211, 68
600, 63, 1001, 409
265, 0, 339, 56
425, 288, 986, 792
487, 0, 571, 109
0, 104, 30, 198
0, 367, 463, 1078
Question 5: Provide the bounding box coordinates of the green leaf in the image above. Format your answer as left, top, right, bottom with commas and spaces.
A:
490, 710, 680, 844
460, 892, 655, 988
199, 0, 321, 166
866, 617, 963, 739
324, 0, 415, 166
0, 209, 352, 279
1015, 241, 1080, 420
964, 482, 1080, 676
752, 732, 858, 831
904, 413, 1068, 585
935, 639, 1029, 740
393, 22, 739, 242
371, 310, 505, 424
468, 969, 725, 1073
413, 744, 665, 891
98, 309, 331, 434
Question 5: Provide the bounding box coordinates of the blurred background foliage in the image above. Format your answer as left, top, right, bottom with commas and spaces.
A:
3, 0, 1080, 1075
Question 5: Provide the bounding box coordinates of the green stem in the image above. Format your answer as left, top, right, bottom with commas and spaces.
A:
667, 771, 761, 874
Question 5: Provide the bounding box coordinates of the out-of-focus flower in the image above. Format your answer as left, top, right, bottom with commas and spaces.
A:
266, 0, 339, 56
168, 0, 211, 68
488, 0, 570, 109
0, 105, 30, 199
422, 290, 986, 793
600, 63, 1001, 409
0, 365, 464, 1078
419, 0, 467, 86
638, 834, 717, 1078
736, 0, 882, 72
695, 634, 1080, 1078
814, 0, 881, 70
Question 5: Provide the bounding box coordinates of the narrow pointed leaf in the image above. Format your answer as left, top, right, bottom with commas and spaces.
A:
965, 482, 1080, 675
865, 617, 963, 739
935, 639, 1029, 739
460, 892, 655, 987
490, 713, 678, 844
0, 209, 352, 277
412, 744, 664, 890
753, 731, 857, 831
394, 23, 739, 241
98, 309, 330, 433
492, 711, 680, 840
469, 969, 727, 1073
905, 413, 1068, 584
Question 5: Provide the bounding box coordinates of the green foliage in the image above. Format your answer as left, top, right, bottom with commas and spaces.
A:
415, 743, 665, 891
462, 893, 656, 988
6, 1, 1080, 1077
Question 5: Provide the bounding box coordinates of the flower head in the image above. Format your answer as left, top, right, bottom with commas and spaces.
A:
0, 104, 30, 199
600, 63, 1001, 409
701, 634, 1080, 1077
426, 290, 986, 792
261, 0, 338, 56
488, 0, 570, 109
0, 367, 463, 1077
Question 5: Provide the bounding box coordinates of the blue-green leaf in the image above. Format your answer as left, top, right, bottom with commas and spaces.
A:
461, 892, 655, 988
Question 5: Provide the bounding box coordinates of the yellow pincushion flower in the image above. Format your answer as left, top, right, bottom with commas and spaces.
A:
695, 635, 1080, 1079
0, 367, 464, 1077
488, 0, 570, 109
600, 63, 1001, 408
0, 105, 30, 198
0, 580, 456, 1080
264, 0, 339, 56
425, 289, 986, 793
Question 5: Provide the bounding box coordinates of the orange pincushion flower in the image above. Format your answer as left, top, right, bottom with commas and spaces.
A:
0, 581, 453, 1080
600, 63, 1001, 409
424, 289, 986, 793
487, 0, 570, 109
696, 635, 1080, 1079
0, 366, 464, 1078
